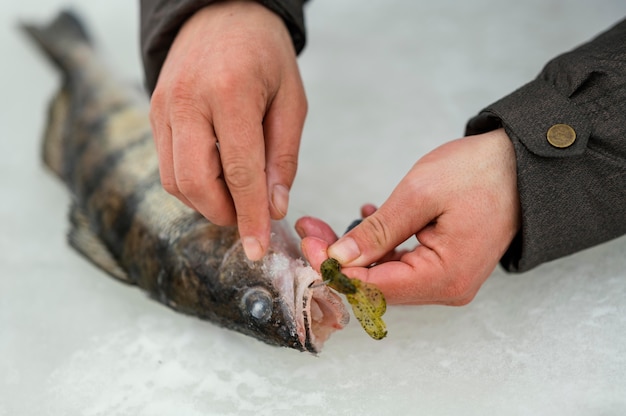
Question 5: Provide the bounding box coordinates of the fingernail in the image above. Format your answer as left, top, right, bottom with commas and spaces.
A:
242, 237, 264, 261
271, 184, 289, 218
328, 237, 360, 264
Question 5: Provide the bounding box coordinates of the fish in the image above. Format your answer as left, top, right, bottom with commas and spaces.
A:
21, 10, 349, 353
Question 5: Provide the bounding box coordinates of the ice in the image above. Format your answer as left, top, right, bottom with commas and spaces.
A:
2, 0, 626, 414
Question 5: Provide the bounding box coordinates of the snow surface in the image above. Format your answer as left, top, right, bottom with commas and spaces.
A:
2, 0, 625, 414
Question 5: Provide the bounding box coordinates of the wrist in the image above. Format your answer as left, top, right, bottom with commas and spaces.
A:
184, 0, 286, 32
484, 128, 522, 243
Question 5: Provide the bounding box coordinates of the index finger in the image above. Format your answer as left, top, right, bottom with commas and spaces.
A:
171, 113, 236, 224
338, 246, 455, 305
214, 107, 270, 261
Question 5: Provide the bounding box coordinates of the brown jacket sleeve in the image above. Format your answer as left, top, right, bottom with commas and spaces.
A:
140, 0, 307, 93
466, 18, 626, 272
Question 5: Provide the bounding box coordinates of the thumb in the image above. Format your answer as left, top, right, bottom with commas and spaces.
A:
328, 179, 439, 267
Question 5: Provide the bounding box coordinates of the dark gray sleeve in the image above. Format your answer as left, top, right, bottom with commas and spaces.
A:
466, 18, 626, 273
140, 0, 308, 93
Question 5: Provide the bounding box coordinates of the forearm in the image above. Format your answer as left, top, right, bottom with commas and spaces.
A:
466, 18, 626, 272
140, 0, 308, 92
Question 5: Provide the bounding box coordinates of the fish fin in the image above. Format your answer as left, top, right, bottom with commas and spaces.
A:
68, 203, 130, 282
21, 11, 91, 182
20, 10, 91, 72
40, 88, 70, 179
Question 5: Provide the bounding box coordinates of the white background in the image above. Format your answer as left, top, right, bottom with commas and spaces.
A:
2, 1, 626, 415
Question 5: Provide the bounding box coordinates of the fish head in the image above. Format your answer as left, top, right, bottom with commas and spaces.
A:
177, 220, 349, 353
216, 221, 350, 353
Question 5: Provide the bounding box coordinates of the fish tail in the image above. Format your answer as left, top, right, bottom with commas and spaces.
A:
20, 10, 91, 74
21, 10, 93, 180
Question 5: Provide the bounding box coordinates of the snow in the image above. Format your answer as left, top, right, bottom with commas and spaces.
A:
2, 0, 625, 414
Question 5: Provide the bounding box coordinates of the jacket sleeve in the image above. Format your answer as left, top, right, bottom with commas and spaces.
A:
466, 18, 626, 273
140, 0, 308, 93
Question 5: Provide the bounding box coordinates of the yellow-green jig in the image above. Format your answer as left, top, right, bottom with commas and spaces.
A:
320, 258, 387, 340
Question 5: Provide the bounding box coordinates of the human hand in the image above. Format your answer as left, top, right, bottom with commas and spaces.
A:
296, 129, 521, 305
150, 0, 307, 260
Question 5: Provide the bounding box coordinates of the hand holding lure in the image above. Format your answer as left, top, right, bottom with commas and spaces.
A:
320, 258, 387, 340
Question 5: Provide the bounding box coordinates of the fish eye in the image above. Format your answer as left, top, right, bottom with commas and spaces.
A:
240, 287, 273, 323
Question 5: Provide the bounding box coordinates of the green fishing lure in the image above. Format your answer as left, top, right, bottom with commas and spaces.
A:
320, 258, 387, 340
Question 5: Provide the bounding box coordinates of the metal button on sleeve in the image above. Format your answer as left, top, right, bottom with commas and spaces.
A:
546, 124, 577, 148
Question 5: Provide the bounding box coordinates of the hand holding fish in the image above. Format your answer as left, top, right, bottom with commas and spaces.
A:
149, 0, 307, 261
297, 129, 521, 305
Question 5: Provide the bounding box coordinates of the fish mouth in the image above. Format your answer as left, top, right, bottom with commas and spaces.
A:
262, 252, 349, 353
294, 264, 350, 353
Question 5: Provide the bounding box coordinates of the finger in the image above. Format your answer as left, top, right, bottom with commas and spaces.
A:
214, 105, 270, 261
358, 204, 413, 263
340, 246, 440, 305
328, 175, 440, 267
294, 216, 338, 242
360, 204, 377, 218
150, 95, 195, 209
340, 245, 479, 306
154, 121, 195, 208
377, 248, 412, 264
300, 236, 331, 272
170, 112, 236, 225
263, 74, 307, 220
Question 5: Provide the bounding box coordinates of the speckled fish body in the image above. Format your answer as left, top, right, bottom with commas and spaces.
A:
22, 11, 348, 353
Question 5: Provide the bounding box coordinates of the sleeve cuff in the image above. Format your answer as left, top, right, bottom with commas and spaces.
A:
140, 0, 307, 94
465, 78, 619, 273
466, 78, 591, 158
